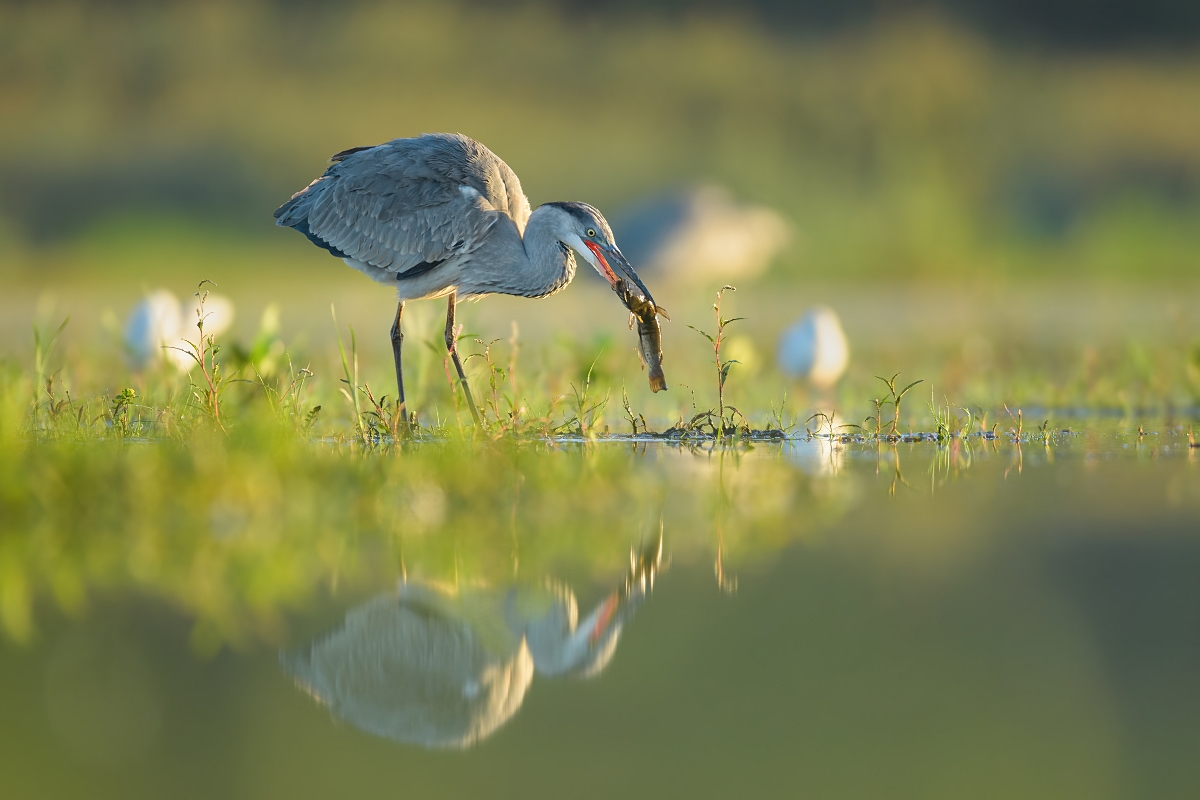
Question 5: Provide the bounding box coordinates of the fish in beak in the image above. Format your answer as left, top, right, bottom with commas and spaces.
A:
584, 241, 669, 393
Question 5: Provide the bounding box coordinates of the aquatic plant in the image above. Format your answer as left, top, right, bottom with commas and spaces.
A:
928, 391, 973, 441
875, 373, 923, 438
171, 281, 233, 431
687, 286, 747, 439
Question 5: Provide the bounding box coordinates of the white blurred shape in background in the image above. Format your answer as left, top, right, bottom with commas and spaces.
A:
124, 289, 234, 371
124, 289, 184, 370
185, 293, 235, 342
613, 185, 790, 280
777, 307, 849, 389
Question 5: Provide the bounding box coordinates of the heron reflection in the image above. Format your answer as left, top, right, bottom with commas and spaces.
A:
283, 539, 661, 749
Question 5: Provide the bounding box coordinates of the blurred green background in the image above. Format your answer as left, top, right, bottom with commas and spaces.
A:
3, 0, 1198, 279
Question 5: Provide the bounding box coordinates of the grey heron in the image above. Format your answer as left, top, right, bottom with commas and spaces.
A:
275, 133, 666, 428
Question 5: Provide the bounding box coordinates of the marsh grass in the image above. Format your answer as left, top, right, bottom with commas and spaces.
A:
805, 410, 841, 440
809, 374, 927, 445
687, 286, 746, 439
9, 277, 1194, 452
256, 359, 320, 437
800, 377, 1072, 450
31, 317, 68, 427
320, 285, 793, 444
622, 387, 650, 435
561, 355, 611, 438
172, 282, 233, 431
927, 391, 973, 441
15, 299, 1164, 450
326, 310, 613, 444
879, 374, 924, 438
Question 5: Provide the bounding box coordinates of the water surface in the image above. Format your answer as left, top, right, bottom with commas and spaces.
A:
2, 424, 1198, 799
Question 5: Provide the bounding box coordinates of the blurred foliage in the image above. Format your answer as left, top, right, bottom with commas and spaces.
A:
2, 291, 1198, 651
0, 373, 848, 650
0, 1, 1198, 281
4, 322, 1199, 655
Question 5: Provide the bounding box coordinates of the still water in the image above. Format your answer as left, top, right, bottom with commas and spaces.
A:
2, 426, 1198, 799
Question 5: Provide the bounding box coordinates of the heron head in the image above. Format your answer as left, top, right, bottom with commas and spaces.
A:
544, 202, 656, 305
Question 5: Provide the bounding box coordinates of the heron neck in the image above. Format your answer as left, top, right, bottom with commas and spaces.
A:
518, 210, 576, 299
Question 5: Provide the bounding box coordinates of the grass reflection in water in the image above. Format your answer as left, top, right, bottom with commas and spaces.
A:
1, 427, 1198, 799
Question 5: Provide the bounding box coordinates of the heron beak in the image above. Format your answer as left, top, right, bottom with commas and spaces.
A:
589, 592, 621, 645
584, 241, 656, 306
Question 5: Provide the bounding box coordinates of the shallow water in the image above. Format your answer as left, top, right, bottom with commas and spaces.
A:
2, 423, 1199, 799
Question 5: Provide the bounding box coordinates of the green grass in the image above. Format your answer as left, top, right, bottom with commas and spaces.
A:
13, 274, 1200, 445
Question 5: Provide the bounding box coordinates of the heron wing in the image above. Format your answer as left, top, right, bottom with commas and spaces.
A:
275, 134, 530, 276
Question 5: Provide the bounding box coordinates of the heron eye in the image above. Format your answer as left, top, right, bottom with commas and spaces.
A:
586, 228, 597, 238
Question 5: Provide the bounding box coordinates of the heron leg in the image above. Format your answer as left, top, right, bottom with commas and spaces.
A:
390, 300, 410, 434
444, 291, 482, 428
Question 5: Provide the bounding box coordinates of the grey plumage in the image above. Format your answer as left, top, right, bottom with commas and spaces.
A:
276, 134, 530, 292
